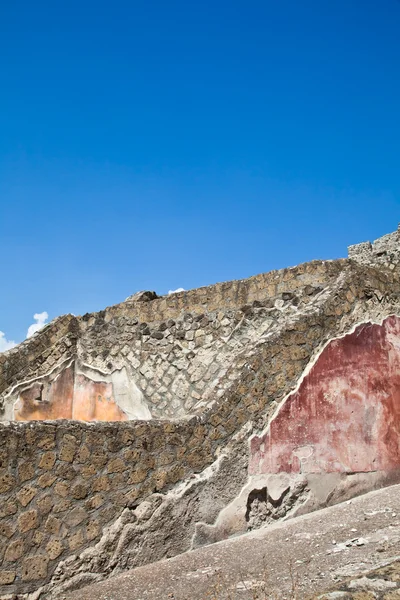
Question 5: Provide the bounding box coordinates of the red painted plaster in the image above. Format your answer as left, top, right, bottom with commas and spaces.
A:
250, 315, 400, 475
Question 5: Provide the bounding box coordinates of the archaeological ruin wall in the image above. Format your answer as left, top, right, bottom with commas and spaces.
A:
0, 227, 400, 598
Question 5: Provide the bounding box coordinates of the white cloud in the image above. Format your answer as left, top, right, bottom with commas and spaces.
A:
27, 312, 49, 338
168, 288, 185, 295
0, 332, 17, 353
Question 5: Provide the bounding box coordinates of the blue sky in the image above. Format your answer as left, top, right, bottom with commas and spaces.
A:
1, 0, 399, 346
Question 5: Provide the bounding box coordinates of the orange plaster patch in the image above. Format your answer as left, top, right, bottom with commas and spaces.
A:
73, 374, 128, 422
15, 365, 74, 421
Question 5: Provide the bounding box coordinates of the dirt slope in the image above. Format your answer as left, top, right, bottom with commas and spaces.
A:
64, 483, 400, 600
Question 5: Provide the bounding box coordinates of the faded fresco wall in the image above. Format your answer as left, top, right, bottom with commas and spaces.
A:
12, 363, 149, 423
250, 315, 400, 476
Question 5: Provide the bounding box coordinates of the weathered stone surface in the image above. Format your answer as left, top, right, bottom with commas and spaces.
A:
0, 571, 16, 585
21, 555, 49, 581
16, 485, 37, 507
4, 539, 24, 562
46, 538, 64, 559
18, 509, 38, 533
0, 227, 400, 598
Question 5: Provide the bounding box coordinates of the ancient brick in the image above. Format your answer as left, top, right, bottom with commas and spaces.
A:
54, 481, 69, 497
75, 444, 90, 463
81, 464, 97, 478
37, 472, 57, 488
0, 500, 17, 519
71, 482, 89, 499
65, 507, 88, 527
32, 530, 45, 546
107, 457, 126, 473
0, 522, 15, 539
53, 498, 72, 514
37, 493, 54, 515
129, 467, 148, 484
59, 436, 77, 462
85, 494, 105, 510
92, 475, 110, 492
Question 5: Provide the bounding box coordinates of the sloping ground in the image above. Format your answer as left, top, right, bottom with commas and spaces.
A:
64, 483, 400, 600
317, 560, 400, 600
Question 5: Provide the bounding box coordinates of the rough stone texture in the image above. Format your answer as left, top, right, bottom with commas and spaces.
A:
1, 227, 400, 597
348, 224, 400, 270
317, 561, 400, 600
0, 258, 349, 422
62, 482, 400, 600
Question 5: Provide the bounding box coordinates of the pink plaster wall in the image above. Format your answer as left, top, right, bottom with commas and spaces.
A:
250, 315, 400, 475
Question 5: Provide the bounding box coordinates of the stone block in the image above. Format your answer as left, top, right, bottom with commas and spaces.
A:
129, 466, 148, 484
18, 509, 38, 533
21, 555, 49, 581
0, 471, 15, 493
54, 482, 69, 497
32, 530, 45, 546
71, 482, 89, 500
18, 461, 35, 483
65, 506, 88, 527
0, 571, 16, 585
86, 520, 100, 542
92, 475, 110, 492
59, 438, 77, 463
17, 486, 37, 507
39, 451, 56, 470
5, 539, 24, 562
46, 539, 64, 560
45, 515, 61, 534
68, 529, 84, 551
0, 522, 15, 539
107, 457, 126, 473
37, 472, 56, 488
37, 493, 54, 515
0, 501, 17, 519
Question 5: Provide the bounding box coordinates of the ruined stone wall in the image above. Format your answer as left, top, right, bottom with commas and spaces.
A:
1, 256, 400, 597
0, 260, 344, 422
0, 419, 201, 592
348, 224, 400, 270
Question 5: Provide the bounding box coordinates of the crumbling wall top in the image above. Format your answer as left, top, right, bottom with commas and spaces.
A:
348, 225, 400, 270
